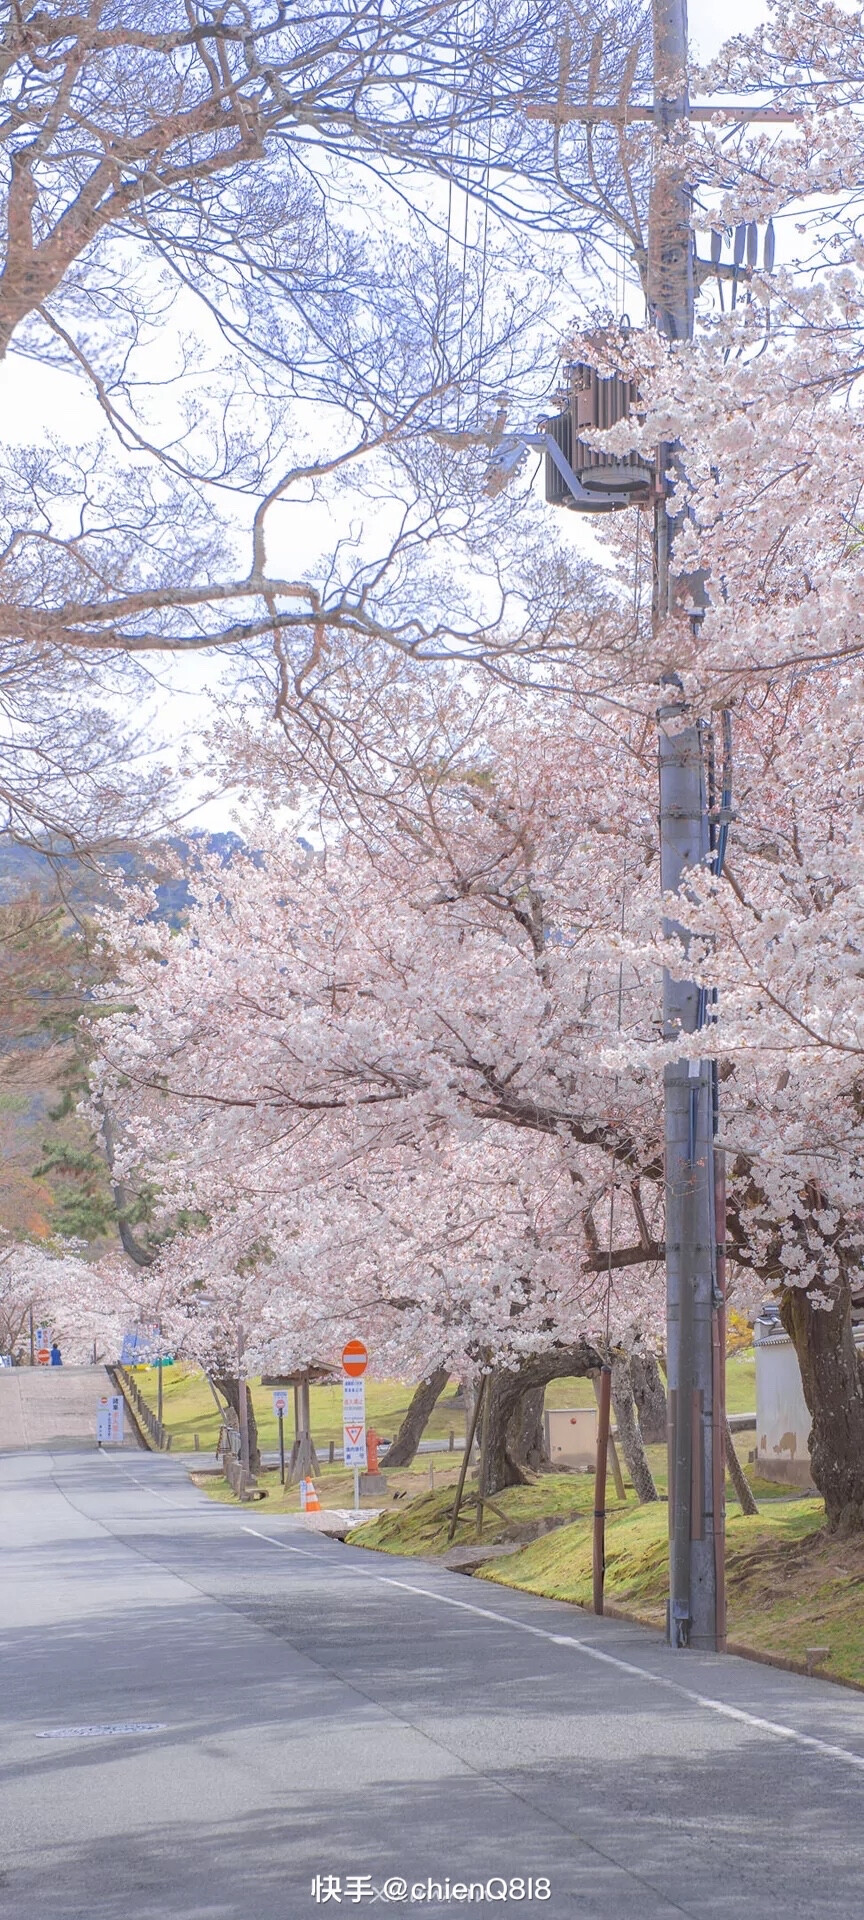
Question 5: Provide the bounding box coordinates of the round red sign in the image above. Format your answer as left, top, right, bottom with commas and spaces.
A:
342, 1338, 368, 1378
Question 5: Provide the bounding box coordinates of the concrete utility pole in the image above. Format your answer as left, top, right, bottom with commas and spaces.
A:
649, 0, 722, 1651
523, 0, 801, 1650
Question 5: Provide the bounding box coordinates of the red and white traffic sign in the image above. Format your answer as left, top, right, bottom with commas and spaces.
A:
341, 1338, 368, 1377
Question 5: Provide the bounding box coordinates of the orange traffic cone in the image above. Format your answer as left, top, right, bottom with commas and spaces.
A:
304, 1481, 322, 1513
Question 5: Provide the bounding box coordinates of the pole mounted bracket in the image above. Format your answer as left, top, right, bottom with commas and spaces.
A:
486, 430, 600, 506
487, 430, 649, 512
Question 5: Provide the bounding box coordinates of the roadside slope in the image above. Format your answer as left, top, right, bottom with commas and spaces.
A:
0, 1365, 130, 1451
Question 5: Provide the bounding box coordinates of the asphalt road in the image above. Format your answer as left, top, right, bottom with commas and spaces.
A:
2, 1451, 864, 1920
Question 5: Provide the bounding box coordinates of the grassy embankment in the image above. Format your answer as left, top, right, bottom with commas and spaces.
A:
345, 1353, 864, 1690
353, 1478, 864, 1691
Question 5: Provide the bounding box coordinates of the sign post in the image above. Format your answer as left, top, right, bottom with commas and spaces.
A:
272, 1389, 289, 1484
341, 1339, 368, 1511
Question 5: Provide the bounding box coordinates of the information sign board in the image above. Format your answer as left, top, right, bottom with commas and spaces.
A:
342, 1373, 367, 1469
96, 1393, 125, 1446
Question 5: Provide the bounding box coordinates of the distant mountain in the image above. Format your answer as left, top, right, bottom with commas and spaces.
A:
0, 830, 249, 923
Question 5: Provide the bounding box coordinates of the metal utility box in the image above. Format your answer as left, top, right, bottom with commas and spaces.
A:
544, 1406, 598, 1470
544, 362, 653, 512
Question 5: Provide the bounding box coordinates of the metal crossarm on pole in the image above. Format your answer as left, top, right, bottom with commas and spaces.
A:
524, 102, 798, 124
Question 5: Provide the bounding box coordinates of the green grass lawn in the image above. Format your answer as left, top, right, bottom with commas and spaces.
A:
725, 1351, 757, 1415
134, 1367, 468, 1455
134, 1350, 758, 1455
516, 1350, 755, 1417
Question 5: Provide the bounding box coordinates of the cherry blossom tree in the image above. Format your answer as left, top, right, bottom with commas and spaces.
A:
0, 1233, 121, 1361
85, 634, 864, 1514
80, 684, 678, 1488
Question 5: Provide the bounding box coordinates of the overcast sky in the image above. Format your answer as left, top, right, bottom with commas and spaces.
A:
689, 0, 768, 63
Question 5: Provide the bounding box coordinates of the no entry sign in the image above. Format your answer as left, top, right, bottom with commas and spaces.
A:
341, 1338, 368, 1377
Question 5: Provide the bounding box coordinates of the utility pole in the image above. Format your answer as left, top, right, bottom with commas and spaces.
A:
519, 0, 799, 1648
650, 0, 722, 1651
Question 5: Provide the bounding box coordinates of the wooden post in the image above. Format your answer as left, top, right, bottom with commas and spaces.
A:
593, 1374, 626, 1500
593, 1366, 612, 1615
476, 1377, 492, 1540
447, 1378, 485, 1542
237, 1327, 250, 1481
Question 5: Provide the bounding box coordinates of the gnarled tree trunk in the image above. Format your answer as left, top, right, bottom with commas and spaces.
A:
506, 1385, 552, 1474
629, 1351, 667, 1444
610, 1354, 658, 1503
384, 1367, 450, 1469
780, 1276, 864, 1533
480, 1341, 603, 1496
214, 1374, 261, 1474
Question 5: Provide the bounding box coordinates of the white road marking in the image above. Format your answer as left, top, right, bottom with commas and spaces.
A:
36, 1722, 166, 1739
242, 1526, 864, 1777
97, 1454, 186, 1503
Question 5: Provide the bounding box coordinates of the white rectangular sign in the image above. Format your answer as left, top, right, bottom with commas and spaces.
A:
272, 1390, 289, 1416
342, 1375, 367, 1470
97, 1394, 125, 1446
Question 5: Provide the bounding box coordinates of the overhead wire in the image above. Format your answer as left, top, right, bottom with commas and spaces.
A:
455, 0, 479, 427
439, 4, 462, 420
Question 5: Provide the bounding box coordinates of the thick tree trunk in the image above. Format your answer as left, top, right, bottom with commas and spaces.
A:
506, 1385, 552, 1474
384, 1366, 450, 1468
479, 1341, 603, 1496
481, 1372, 529, 1494
214, 1375, 261, 1474
610, 1354, 658, 1503
780, 1277, 864, 1533
629, 1351, 667, 1444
